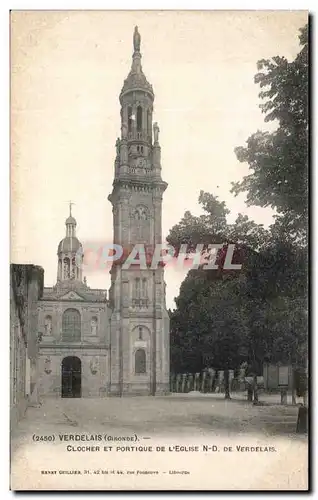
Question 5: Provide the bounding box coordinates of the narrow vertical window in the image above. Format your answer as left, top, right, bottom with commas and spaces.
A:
134, 278, 141, 298
71, 257, 76, 279
128, 106, 133, 132
147, 110, 151, 135
62, 308, 81, 342
142, 278, 147, 299
63, 258, 70, 279
135, 349, 146, 374
137, 106, 142, 131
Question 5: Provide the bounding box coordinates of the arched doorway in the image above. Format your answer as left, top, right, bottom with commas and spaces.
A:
61, 356, 81, 398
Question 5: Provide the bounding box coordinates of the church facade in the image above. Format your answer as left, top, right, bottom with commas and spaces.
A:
36, 27, 170, 398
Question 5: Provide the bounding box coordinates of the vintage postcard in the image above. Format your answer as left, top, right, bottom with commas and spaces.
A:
10, 10, 309, 491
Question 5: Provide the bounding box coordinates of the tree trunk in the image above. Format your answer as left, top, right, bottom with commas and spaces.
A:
224, 369, 230, 399
292, 368, 297, 405
212, 372, 217, 393
247, 385, 253, 401
253, 375, 259, 404
296, 405, 308, 433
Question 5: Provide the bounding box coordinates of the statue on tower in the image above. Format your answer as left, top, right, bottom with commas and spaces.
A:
133, 26, 141, 52
121, 122, 128, 139
115, 138, 121, 156
153, 122, 160, 143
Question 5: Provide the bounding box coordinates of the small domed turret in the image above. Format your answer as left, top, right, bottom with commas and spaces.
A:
66, 215, 76, 225
57, 236, 82, 254
56, 203, 83, 283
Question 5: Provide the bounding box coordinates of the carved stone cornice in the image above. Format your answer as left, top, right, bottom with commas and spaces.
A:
39, 343, 110, 350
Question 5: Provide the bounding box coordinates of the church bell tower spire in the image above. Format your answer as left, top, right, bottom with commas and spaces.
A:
108, 28, 170, 397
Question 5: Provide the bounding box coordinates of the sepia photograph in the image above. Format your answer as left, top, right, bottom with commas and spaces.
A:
10, 9, 308, 491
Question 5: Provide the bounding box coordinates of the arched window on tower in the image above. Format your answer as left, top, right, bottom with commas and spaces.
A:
138, 326, 143, 340
62, 308, 81, 342
142, 278, 147, 299
58, 259, 62, 279
128, 106, 133, 133
134, 206, 148, 220
71, 257, 76, 280
135, 349, 146, 374
63, 258, 70, 279
137, 106, 142, 131
134, 278, 141, 299
131, 206, 150, 245
147, 110, 152, 136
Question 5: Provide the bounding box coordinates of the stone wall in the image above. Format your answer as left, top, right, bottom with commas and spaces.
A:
10, 264, 44, 430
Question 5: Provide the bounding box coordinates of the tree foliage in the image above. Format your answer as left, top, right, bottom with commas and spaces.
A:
168, 191, 269, 253
232, 24, 308, 243
170, 269, 248, 374
168, 24, 308, 390
169, 196, 307, 376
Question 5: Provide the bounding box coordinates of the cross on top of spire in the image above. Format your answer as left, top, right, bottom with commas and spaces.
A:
69, 200, 75, 217
65, 201, 76, 229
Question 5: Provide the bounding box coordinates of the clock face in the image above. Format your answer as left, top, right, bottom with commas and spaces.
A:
136, 157, 146, 168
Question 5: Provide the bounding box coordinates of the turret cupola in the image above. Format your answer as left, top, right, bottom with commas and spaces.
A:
57, 203, 83, 282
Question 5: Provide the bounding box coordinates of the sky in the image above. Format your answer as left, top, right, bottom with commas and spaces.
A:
10, 10, 307, 309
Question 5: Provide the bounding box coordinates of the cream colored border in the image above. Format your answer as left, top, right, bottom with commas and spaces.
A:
4, 3, 314, 498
